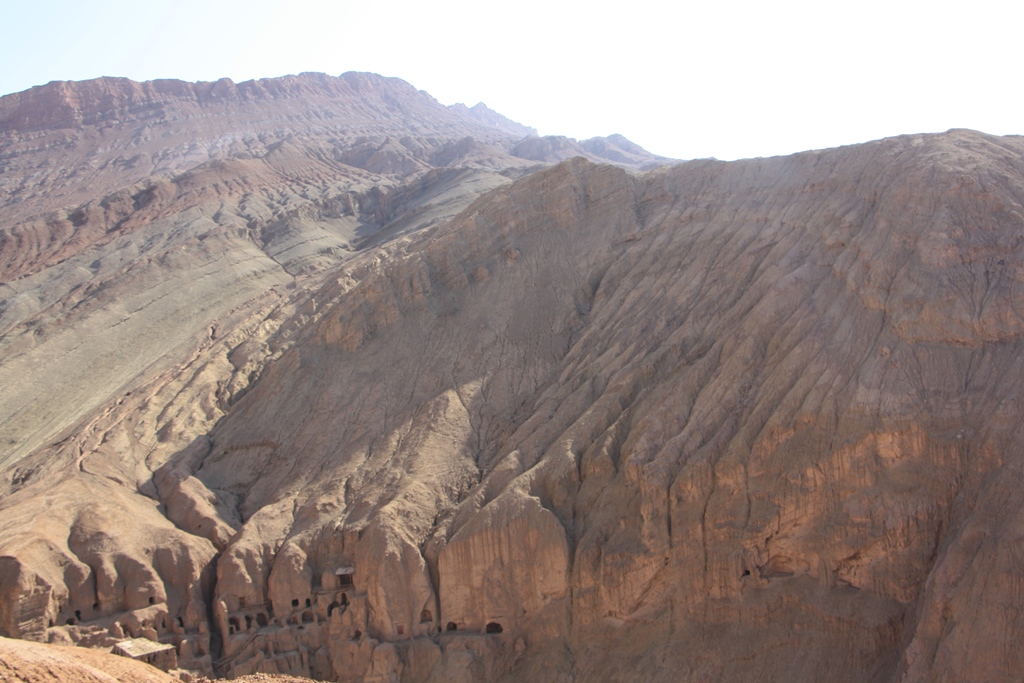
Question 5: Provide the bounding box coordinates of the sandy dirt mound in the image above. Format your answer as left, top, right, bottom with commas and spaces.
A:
0, 636, 178, 683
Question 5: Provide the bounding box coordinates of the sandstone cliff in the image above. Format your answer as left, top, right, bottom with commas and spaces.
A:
1, 72, 1021, 683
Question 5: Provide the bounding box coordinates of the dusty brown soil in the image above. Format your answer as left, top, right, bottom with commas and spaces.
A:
0, 636, 178, 683
221, 676, 326, 683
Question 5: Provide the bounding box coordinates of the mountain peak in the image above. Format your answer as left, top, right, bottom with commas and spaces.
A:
0, 72, 502, 138
449, 100, 537, 138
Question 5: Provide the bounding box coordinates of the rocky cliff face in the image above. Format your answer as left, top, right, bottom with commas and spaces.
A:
1, 72, 1021, 683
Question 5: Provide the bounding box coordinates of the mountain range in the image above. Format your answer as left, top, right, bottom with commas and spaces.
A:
1, 71, 1023, 683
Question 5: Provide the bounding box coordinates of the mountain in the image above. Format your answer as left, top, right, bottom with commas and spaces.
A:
0, 72, 668, 473
579, 132, 675, 167
448, 101, 539, 138
1, 71, 1023, 683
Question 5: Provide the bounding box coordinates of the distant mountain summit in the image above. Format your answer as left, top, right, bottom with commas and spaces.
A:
448, 101, 538, 138
0, 72, 672, 228
509, 133, 671, 170
580, 132, 674, 166
0, 72, 514, 137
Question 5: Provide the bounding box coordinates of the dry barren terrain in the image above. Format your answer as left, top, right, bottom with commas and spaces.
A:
2, 72, 1023, 682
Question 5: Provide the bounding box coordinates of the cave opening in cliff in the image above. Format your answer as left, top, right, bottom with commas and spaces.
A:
228, 617, 240, 634
341, 593, 349, 605
305, 598, 311, 607
420, 609, 432, 623
446, 622, 457, 631
486, 622, 503, 634
302, 611, 314, 624
336, 567, 355, 587
245, 615, 252, 630
256, 612, 268, 627
291, 598, 299, 607
335, 565, 356, 589
328, 601, 340, 617
177, 617, 184, 628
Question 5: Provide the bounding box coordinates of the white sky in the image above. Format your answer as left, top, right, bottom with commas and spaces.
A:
1, 0, 1020, 160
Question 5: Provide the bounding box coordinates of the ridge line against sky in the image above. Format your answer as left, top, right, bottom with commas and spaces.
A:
2, 0, 1021, 161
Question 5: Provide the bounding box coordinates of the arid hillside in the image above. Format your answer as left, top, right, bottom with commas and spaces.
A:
2, 72, 1024, 683
0, 72, 661, 470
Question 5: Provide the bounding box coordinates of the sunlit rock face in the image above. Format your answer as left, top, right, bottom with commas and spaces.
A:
2, 70, 1024, 683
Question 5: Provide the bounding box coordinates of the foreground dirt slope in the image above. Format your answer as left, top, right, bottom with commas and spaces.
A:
0, 634, 325, 683
2, 72, 1024, 682
0, 636, 179, 683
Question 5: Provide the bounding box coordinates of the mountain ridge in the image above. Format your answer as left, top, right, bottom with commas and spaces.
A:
0, 72, 669, 227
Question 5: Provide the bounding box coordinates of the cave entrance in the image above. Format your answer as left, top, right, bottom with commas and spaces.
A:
336, 566, 355, 588
486, 622, 503, 634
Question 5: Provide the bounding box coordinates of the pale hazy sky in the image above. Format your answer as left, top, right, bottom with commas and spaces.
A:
1, 0, 1020, 160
